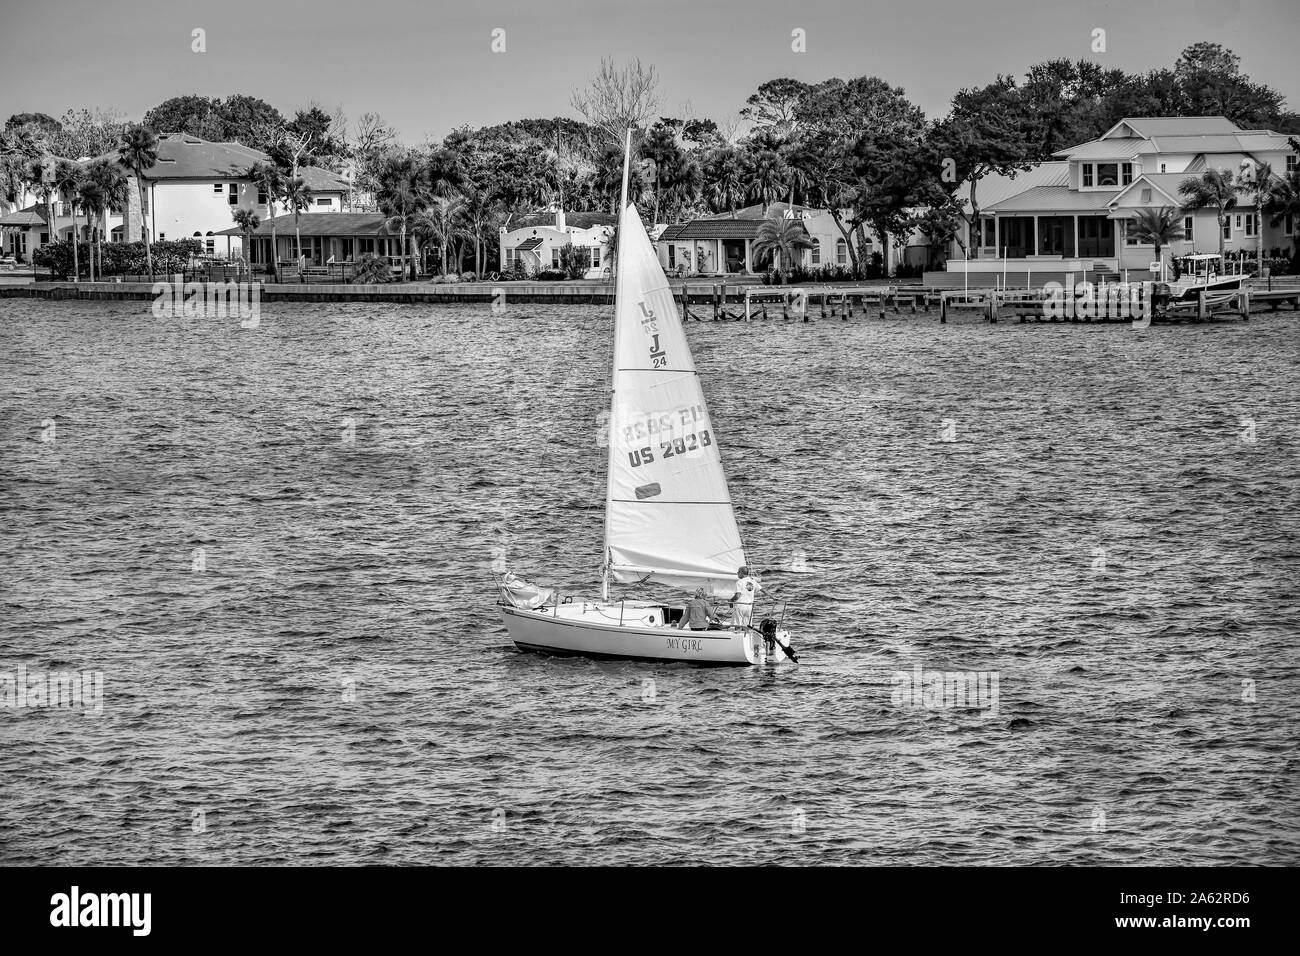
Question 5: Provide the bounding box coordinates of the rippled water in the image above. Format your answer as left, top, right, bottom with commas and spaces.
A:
1, 299, 1297, 865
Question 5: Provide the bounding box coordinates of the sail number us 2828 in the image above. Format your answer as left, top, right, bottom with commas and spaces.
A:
627, 430, 712, 468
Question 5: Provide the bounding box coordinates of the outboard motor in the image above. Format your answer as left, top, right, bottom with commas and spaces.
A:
1152, 282, 1172, 316
759, 617, 799, 663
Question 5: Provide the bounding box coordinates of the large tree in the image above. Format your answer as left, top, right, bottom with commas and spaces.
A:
570, 57, 661, 148
791, 76, 928, 274
740, 78, 811, 134
931, 76, 1035, 258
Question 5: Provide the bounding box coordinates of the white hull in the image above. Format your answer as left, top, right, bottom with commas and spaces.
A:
1169, 275, 1244, 299
501, 602, 760, 666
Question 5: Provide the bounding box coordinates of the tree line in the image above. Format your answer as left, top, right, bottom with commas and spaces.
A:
3, 41, 1297, 279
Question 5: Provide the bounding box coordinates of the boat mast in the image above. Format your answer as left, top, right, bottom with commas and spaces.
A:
602, 129, 633, 603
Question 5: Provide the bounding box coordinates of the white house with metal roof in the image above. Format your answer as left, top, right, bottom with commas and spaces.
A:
96, 134, 350, 260
952, 116, 1298, 277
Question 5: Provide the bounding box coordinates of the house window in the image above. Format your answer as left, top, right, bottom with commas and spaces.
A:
1222, 220, 1231, 240
1121, 163, 1133, 186
810, 242, 820, 266
667, 245, 676, 268
1123, 220, 1139, 246
1141, 188, 1152, 203
1234, 214, 1242, 230
1096, 163, 1119, 187
316, 197, 331, 207
257, 188, 268, 205
1288, 155, 1298, 173
1082, 164, 1094, 187
213, 184, 224, 195
206, 238, 215, 254
1245, 213, 1257, 238
591, 246, 601, 268
158, 233, 165, 240
228, 184, 238, 205
1184, 215, 1194, 239
1160, 163, 1167, 173
835, 238, 847, 265
551, 247, 560, 269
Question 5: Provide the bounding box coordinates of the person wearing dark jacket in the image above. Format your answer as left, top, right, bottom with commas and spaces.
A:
678, 588, 722, 630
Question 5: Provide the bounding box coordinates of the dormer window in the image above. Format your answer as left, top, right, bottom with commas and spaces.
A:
1081, 162, 1131, 189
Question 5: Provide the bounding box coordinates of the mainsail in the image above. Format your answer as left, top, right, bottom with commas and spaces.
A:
603, 196, 747, 597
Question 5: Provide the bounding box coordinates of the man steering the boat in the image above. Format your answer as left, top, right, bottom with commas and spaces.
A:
729, 566, 763, 630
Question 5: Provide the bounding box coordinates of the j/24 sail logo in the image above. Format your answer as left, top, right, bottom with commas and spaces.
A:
639, 301, 668, 368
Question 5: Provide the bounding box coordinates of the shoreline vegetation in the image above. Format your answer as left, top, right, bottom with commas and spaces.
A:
2, 42, 1298, 286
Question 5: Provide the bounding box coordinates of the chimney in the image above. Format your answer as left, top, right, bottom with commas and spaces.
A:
555, 208, 566, 231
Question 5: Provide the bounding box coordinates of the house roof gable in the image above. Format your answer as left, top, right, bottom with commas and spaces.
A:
1100, 116, 1239, 140
92, 134, 349, 190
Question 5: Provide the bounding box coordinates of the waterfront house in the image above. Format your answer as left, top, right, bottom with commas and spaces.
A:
1, 180, 123, 262
92, 134, 350, 261
214, 211, 400, 271
655, 202, 919, 276
499, 209, 617, 277
950, 116, 1298, 279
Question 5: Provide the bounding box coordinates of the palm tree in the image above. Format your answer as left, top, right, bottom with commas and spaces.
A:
117, 124, 160, 279
376, 153, 430, 281
52, 159, 83, 280
231, 207, 260, 275
1179, 168, 1237, 260
743, 146, 790, 208
705, 146, 745, 217
24, 157, 58, 266
642, 125, 678, 224
751, 212, 815, 283
76, 181, 103, 281
1261, 164, 1300, 260
1237, 161, 1275, 274
81, 159, 128, 280
247, 161, 286, 279
1126, 206, 1186, 279
657, 152, 703, 224
411, 195, 468, 277
281, 177, 314, 277
459, 185, 504, 275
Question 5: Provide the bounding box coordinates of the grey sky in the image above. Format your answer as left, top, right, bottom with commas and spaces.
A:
2, 0, 1297, 142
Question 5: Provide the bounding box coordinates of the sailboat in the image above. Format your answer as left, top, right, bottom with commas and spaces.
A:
496, 131, 796, 666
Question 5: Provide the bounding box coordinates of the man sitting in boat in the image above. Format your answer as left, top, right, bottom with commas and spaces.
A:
678, 588, 723, 630
729, 566, 763, 630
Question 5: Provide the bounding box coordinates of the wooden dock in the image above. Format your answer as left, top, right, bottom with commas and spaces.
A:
5, 276, 1296, 324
